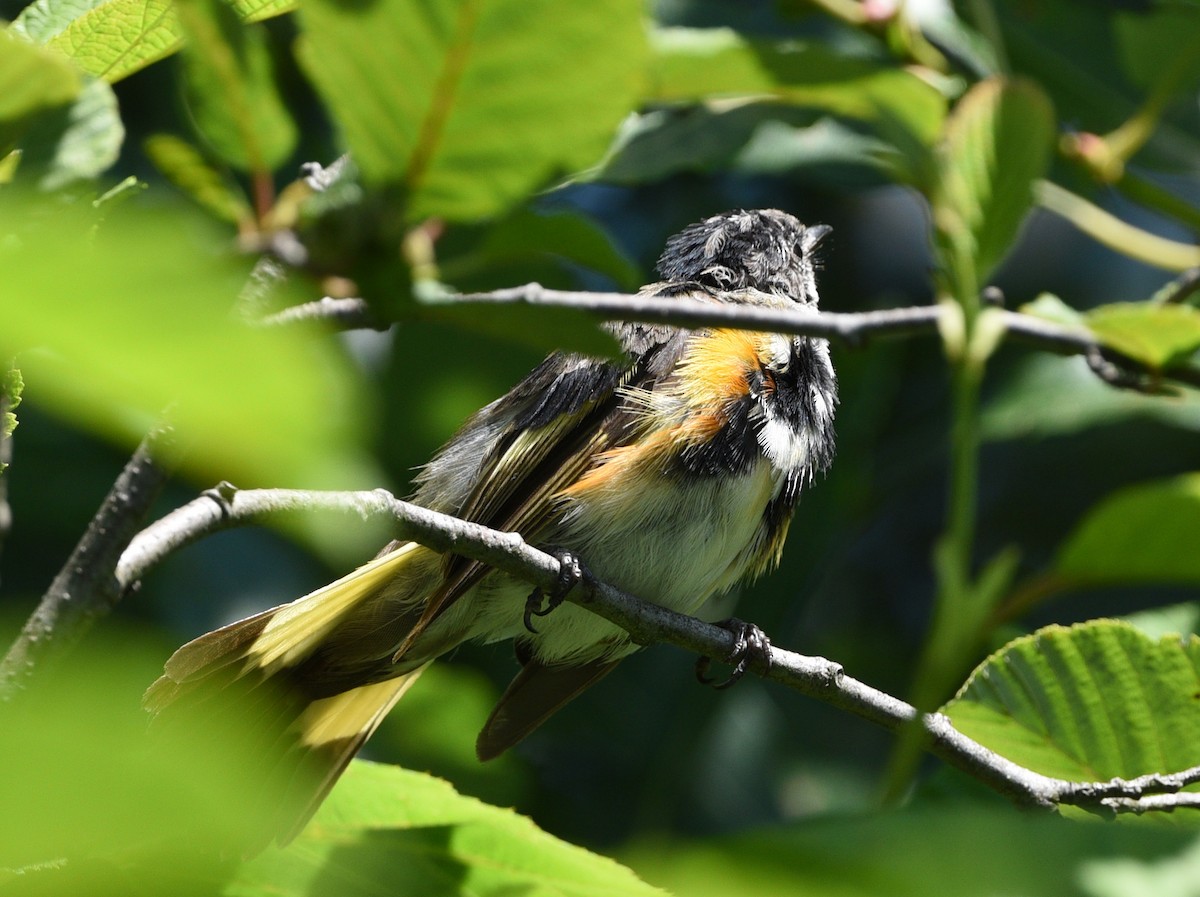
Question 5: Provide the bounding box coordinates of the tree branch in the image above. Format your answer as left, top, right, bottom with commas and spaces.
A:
118, 484, 1200, 816
0, 425, 175, 701
262, 284, 1200, 389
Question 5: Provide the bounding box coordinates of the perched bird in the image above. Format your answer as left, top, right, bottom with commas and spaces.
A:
146, 208, 838, 844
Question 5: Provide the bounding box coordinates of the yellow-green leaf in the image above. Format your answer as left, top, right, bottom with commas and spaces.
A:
1086, 303, 1200, 370
933, 78, 1055, 297
944, 621, 1200, 787
231, 761, 668, 897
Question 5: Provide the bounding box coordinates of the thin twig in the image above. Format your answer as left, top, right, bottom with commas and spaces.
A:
0, 425, 175, 701
262, 284, 1200, 388
118, 485, 1200, 816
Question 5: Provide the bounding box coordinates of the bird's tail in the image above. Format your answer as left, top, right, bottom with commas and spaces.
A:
144, 542, 430, 847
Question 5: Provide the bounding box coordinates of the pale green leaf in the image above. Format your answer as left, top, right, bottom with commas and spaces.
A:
933, 78, 1055, 294
18, 76, 124, 188
294, 0, 647, 220
230, 760, 668, 897
943, 621, 1200, 786
1056, 474, 1200, 586
179, 0, 296, 172
1086, 303, 1200, 370
1, 200, 373, 489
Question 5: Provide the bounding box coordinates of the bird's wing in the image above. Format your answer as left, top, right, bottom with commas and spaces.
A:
392, 296, 703, 661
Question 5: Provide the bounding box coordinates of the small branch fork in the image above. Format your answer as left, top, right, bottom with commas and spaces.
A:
116, 485, 1200, 817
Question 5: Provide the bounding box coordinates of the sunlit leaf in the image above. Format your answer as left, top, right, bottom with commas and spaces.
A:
943, 621, 1200, 787
178, 0, 296, 172
38, 0, 182, 82
932, 78, 1055, 295
1085, 303, 1200, 370
12, 0, 297, 84
1055, 474, 1200, 587
293, 0, 647, 220
1, 199, 372, 489
230, 760, 668, 897
232, 0, 295, 23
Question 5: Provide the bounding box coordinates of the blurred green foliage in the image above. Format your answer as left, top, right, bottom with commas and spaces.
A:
2, 0, 1200, 894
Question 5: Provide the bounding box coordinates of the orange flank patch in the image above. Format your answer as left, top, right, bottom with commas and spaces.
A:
560, 428, 676, 498
675, 329, 764, 408
560, 329, 767, 501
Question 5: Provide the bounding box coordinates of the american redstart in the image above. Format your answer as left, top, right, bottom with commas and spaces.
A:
146, 208, 838, 843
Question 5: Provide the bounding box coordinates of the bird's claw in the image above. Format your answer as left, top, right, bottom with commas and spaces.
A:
523, 549, 583, 634
696, 618, 771, 689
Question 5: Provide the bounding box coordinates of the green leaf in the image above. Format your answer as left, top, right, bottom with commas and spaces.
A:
982, 355, 1200, 441
1, 366, 22, 475
232, 0, 296, 23
230, 760, 668, 897
178, 0, 297, 172
293, 0, 647, 220
932, 77, 1055, 295
16, 76, 124, 189
625, 805, 1197, 897
647, 27, 946, 153
31, 0, 184, 82
441, 208, 642, 291
1085, 303, 1200, 370
943, 620, 1200, 786
0, 26, 81, 147
1055, 474, 1200, 587
1, 199, 373, 489
0, 629, 267, 888
992, 1, 1200, 168
595, 107, 899, 188
1019, 292, 1086, 328
144, 133, 253, 223
12, 0, 297, 85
